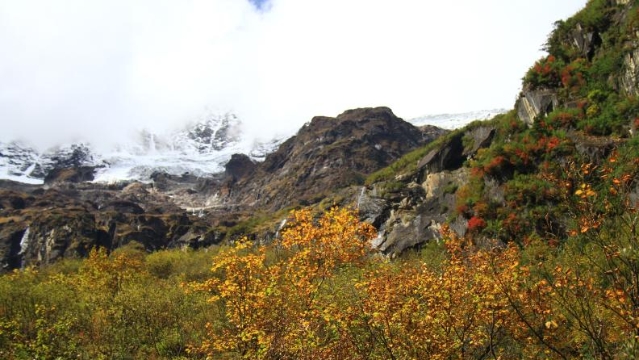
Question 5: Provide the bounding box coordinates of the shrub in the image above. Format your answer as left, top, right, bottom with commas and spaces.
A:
467, 216, 487, 232
524, 55, 565, 89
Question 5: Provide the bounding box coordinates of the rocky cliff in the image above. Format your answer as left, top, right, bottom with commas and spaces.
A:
0, 180, 227, 271
0, 107, 446, 271
360, 123, 500, 255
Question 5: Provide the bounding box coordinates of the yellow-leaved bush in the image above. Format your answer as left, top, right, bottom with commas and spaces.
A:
187, 207, 377, 359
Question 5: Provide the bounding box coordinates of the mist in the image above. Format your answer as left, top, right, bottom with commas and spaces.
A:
0, 0, 586, 151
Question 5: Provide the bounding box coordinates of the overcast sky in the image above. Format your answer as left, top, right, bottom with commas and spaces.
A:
0, 0, 586, 150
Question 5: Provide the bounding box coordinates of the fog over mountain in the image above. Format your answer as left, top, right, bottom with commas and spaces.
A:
0, 0, 585, 150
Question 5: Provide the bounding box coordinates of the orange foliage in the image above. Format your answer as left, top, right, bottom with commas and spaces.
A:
188, 198, 639, 358
188, 207, 377, 358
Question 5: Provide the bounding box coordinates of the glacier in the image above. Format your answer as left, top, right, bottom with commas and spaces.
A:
0, 113, 287, 184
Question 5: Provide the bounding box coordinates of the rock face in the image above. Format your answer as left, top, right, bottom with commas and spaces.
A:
225, 154, 256, 181
0, 182, 227, 272
416, 133, 465, 174
217, 107, 444, 211
44, 166, 97, 184
517, 89, 559, 126
364, 126, 496, 255
619, 47, 639, 97
571, 23, 602, 61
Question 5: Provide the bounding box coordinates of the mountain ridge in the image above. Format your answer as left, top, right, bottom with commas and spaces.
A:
0, 106, 450, 270
0, 109, 492, 185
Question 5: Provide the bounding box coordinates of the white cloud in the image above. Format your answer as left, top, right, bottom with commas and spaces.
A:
0, 0, 585, 150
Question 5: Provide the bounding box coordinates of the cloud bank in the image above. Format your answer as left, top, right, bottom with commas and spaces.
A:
0, 0, 585, 150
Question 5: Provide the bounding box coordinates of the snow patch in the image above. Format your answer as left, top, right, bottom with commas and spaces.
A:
19, 227, 30, 268
409, 109, 508, 129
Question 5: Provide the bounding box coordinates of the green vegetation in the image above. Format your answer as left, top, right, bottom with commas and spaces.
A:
439, 0, 639, 243
0, 245, 216, 359
523, 0, 639, 136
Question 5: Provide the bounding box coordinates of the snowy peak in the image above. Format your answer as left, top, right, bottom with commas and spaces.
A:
110, 113, 244, 156
0, 141, 42, 183
0, 112, 285, 184
91, 113, 285, 183
185, 113, 242, 152
0, 141, 99, 184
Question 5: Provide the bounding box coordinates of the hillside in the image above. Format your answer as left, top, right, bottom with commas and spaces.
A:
5, 0, 639, 358
355, 0, 639, 255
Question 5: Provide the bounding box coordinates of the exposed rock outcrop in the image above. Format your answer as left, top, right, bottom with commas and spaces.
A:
363, 126, 499, 255
217, 107, 442, 212
225, 154, 256, 181
619, 47, 639, 97
571, 23, 601, 61
417, 133, 465, 174
44, 166, 97, 184
0, 182, 226, 272
517, 89, 559, 126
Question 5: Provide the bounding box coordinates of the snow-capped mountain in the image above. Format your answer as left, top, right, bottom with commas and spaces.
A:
409, 109, 508, 129
0, 141, 44, 184
0, 109, 506, 185
0, 142, 96, 184
0, 113, 286, 184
